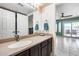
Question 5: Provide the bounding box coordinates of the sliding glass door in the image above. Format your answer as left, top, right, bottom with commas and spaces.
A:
72, 22, 79, 37
64, 23, 72, 37
64, 22, 79, 38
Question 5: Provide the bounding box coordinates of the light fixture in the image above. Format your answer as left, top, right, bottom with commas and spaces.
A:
60, 13, 64, 19
26, 3, 44, 12
60, 13, 72, 19
18, 3, 44, 12
18, 3, 36, 9
27, 3, 44, 12
36, 3, 44, 13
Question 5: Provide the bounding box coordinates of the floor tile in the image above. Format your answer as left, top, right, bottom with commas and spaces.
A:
55, 36, 79, 56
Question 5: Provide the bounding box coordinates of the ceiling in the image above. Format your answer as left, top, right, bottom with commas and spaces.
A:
55, 3, 62, 6
0, 3, 51, 15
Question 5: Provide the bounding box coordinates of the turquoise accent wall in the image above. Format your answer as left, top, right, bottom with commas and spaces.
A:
56, 20, 63, 36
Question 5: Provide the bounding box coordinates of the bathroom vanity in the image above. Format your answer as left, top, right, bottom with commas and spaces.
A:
15, 37, 52, 56
0, 34, 53, 56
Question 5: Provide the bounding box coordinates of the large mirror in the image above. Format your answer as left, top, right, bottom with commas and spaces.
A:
0, 8, 29, 40
0, 8, 15, 39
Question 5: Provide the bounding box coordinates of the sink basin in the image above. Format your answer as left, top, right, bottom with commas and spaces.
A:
39, 34, 45, 36
8, 40, 32, 48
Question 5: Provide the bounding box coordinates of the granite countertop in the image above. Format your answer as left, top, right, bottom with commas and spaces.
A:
0, 35, 52, 56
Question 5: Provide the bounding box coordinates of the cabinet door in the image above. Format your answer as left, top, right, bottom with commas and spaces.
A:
15, 50, 29, 56
47, 38, 52, 55
41, 40, 48, 56
30, 44, 41, 56
17, 14, 28, 36
41, 45, 48, 56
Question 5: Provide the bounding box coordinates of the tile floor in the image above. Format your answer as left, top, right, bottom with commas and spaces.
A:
54, 36, 79, 56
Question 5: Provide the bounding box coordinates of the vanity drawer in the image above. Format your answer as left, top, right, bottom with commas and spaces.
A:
41, 40, 48, 47
29, 44, 41, 56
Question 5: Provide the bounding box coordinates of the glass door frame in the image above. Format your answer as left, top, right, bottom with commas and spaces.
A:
63, 21, 79, 38
56, 20, 63, 36
63, 22, 72, 37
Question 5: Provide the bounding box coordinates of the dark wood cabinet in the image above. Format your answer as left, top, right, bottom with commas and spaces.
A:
14, 38, 53, 56
41, 45, 48, 56
47, 38, 52, 55
41, 40, 48, 56
15, 50, 30, 56
30, 44, 41, 56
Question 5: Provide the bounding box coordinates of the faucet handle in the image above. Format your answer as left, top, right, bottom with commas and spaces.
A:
12, 31, 15, 33
15, 34, 20, 41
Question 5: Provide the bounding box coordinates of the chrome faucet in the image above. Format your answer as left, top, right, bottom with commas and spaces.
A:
15, 34, 20, 41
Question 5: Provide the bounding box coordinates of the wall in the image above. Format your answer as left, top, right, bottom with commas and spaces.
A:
56, 3, 79, 19
33, 11, 42, 31
33, 4, 56, 39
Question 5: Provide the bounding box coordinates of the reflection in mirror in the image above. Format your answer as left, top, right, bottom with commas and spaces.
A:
44, 20, 49, 31
35, 21, 39, 31
0, 8, 15, 39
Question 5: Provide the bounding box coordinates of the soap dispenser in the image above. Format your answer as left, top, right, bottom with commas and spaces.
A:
44, 20, 49, 32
